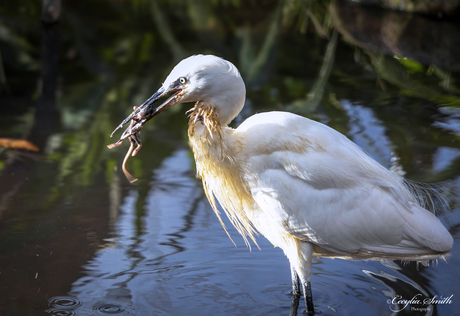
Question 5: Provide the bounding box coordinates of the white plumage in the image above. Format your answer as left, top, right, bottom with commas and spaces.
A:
238, 111, 452, 257
124, 54, 453, 314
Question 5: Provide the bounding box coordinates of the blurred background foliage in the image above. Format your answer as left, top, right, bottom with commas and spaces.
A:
1, 0, 460, 220
1, 1, 460, 314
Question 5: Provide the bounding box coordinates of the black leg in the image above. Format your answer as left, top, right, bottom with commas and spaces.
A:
289, 243, 315, 315
289, 293, 300, 316
291, 265, 301, 296
302, 281, 314, 315
289, 265, 301, 316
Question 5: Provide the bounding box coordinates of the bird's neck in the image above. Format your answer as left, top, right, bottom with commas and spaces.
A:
187, 101, 233, 181
187, 101, 258, 247
187, 101, 224, 139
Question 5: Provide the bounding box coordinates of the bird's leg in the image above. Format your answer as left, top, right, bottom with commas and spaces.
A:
290, 295, 300, 316
289, 265, 301, 316
291, 265, 301, 296
299, 242, 315, 315
302, 281, 314, 315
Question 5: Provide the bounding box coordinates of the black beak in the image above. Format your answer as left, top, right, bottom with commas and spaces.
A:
109, 83, 182, 140
108, 81, 183, 182
109, 86, 165, 137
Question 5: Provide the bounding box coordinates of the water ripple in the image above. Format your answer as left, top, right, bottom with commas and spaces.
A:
46, 296, 149, 316
48, 296, 82, 310
46, 310, 77, 316
46, 296, 82, 315
92, 302, 125, 314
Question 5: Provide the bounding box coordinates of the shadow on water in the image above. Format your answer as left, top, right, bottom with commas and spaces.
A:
1, 0, 460, 315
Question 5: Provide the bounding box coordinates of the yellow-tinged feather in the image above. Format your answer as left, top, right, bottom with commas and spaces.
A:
188, 102, 259, 248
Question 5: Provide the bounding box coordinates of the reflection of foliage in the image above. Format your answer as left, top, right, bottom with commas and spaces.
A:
149, 0, 186, 61
1, 7, 459, 315
329, 0, 460, 108
1, 0, 460, 207
287, 30, 338, 113
369, 53, 460, 107
283, 0, 332, 35
428, 65, 460, 95
396, 56, 425, 73
238, 4, 281, 86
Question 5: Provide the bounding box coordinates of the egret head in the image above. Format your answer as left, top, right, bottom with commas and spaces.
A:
138, 55, 246, 126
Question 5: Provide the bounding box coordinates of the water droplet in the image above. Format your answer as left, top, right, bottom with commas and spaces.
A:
48, 296, 82, 309
93, 302, 125, 314
89, 301, 149, 315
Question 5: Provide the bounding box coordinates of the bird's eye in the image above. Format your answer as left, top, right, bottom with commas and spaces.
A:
179, 77, 187, 84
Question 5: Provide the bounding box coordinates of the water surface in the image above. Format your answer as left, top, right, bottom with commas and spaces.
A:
1, 1, 460, 315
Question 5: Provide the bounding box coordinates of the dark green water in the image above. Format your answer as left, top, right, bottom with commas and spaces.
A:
1, 1, 460, 315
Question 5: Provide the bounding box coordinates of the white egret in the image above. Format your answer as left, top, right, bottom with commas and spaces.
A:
110, 55, 453, 314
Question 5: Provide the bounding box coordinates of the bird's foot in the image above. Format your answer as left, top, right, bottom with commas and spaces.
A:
304, 308, 320, 315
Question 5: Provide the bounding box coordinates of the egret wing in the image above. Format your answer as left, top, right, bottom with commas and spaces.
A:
237, 112, 452, 257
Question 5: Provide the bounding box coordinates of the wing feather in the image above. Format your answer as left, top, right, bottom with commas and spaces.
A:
237, 112, 453, 257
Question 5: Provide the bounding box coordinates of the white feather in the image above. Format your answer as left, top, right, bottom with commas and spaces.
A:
236, 111, 452, 256
147, 55, 454, 308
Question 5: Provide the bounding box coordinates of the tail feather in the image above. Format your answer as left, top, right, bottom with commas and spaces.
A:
404, 179, 455, 217
403, 203, 453, 253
